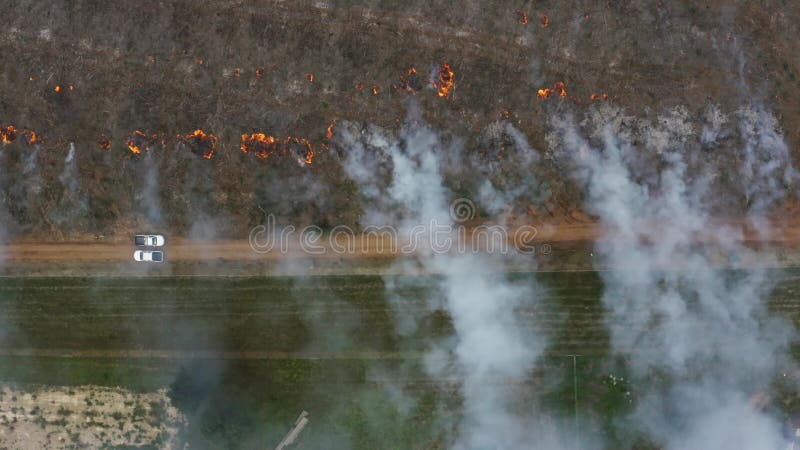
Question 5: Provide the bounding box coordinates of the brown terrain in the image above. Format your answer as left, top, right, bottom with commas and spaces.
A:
0, 1, 798, 243
0, 218, 799, 275
0, 2, 798, 446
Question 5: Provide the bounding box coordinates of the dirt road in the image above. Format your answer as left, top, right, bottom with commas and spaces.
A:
2, 221, 798, 260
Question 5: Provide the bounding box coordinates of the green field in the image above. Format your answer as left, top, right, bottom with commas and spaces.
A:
0, 272, 797, 448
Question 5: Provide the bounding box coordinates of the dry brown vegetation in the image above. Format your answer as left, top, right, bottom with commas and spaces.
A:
0, 1, 797, 240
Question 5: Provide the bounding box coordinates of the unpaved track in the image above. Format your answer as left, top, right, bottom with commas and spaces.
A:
2, 220, 799, 265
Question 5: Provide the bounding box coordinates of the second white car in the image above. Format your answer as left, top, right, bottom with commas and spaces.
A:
134, 250, 164, 262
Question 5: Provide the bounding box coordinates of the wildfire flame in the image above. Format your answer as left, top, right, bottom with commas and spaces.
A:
326, 120, 336, 140
241, 133, 279, 159
1, 125, 17, 144
21, 130, 40, 146
126, 130, 148, 154
396, 67, 422, 94
554, 81, 567, 97
183, 129, 217, 160
515, 10, 529, 24
98, 134, 111, 150
540, 14, 550, 28
590, 93, 610, 101
355, 82, 364, 91
372, 86, 380, 95
287, 137, 314, 165
306, 73, 315, 83
241, 133, 315, 165
255, 68, 264, 78
434, 63, 455, 98
54, 85, 62, 93
233, 68, 242, 77
537, 88, 552, 100
538, 81, 567, 100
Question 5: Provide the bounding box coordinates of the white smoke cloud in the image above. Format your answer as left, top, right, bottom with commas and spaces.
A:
339, 105, 577, 449
555, 104, 796, 449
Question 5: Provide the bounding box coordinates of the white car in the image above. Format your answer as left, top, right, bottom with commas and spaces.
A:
134, 250, 164, 262
134, 234, 165, 247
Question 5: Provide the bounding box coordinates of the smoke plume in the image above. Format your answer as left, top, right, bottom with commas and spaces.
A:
554, 104, 797, 449
339, 104, 575, 449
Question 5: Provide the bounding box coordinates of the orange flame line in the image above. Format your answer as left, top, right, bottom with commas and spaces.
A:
434, 63, 455, 98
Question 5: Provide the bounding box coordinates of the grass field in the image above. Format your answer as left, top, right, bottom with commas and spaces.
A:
0, 271, 797, 448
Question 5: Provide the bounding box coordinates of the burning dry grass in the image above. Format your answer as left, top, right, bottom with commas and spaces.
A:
1, 125, 17, 144
395, 67, 423, 94
433, 63, 455, 98
84, 126, 325, 164
537, 88, 553, 100
326, 120, 336, 140
540, 14, 550, 28
21, 130, 40, 146
554, 81, 567, 98
515, 9, 529, 25
241, 133, 315, 164
97, 134, 111, 150
181, 129, 217, 160
126, 130, 149, 155
240, 133, 279, 159
537, 82, 610, 103
2, 126, 41, 146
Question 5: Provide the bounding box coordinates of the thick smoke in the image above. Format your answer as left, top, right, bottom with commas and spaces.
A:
553, 104, 797, 449
339, 105, 575, 449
